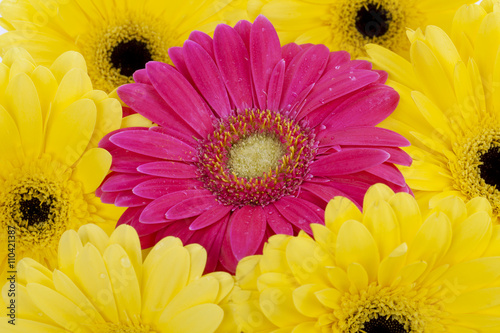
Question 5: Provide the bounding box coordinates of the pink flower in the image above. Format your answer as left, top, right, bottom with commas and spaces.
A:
98, 16, 411, 273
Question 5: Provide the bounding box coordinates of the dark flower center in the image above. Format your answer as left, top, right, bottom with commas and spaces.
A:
110, 39, 153, 77
363, 316, 407, 333
479, 146, 500, 188
19, 190, 54, 226
355, 3, 391, 38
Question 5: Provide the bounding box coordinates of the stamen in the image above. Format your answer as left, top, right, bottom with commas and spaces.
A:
363, 316, 407, 333
18, 189, 54, 226
110, 39, 153, 77
479, 146, 500, 189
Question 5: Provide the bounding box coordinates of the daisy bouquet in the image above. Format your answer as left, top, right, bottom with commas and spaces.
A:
0, 0, 499, 332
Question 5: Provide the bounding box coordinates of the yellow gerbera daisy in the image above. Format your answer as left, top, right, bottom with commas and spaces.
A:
248, 0, 475, 58
0, 224, 234, 332
366, 1, 500, 216
226, 184, 500, 332
0, 0, 246, 93
0, 48, 123, 281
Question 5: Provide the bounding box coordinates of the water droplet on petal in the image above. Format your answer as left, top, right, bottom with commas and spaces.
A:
121, 258, 131, 268
100, 273, 106, 279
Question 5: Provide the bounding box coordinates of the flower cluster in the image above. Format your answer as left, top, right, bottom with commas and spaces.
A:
0, 0, 499, 331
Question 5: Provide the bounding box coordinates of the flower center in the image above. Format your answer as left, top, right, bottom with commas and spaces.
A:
451, 125, 500, 214
197, 109, 316, 206
81, 19, 172, 91
362, 316, 407, 333
18, 189, 55, 227
228, 133, 286, 179
479, 146, 500, 189
355, 3, 391, 38
110, 39, 153, 77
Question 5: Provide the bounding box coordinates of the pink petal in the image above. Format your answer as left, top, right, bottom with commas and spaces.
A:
301, 181, 352, 204
169, 47, 194, 86
109, 149, 159, 173
139, 191, 193, 224
166, 195, 219, 220
373, 69, 388, 84
310, 148, 390, 176
214, 24, 253, 110
350, 59, 372, 69
263, 204, 293, 235
318, 126, 410, 148
365, 163, 407, 187
99, 127, 148, 152
281, 43, 302, 68
137, 161, 198, 178
128, 211, 166, 236
273, 197, 323, 235
229, 206, 267, 260
324, 51, 350, 72
234, 19, 251, 51
118, 83, 198, 140
188, 216, 228, 273
139, 233, 158, 249
266, 59, 285, 111
379, 147, 413, 166
280, 45, 329, 111
115, 190, 150, 207
149, 126, 198, 147
110, 129, 197, 161
100, 191, 120, 204
250, 15, 282, 110
190, 205, 233, 230
117, 207, 142, 227
184, 40, 231, 118
154, 218, 194, 243
188, 31, 215, 60
298, 69, 380, 120
146, 61, 214, 137
101, 173, 155, 192
133, 178, 199, 199
132, 69, 150, 84
323, 85, 399, 129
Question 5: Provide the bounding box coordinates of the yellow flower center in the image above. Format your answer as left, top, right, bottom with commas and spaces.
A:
332, 284, 442, 332
451, 125, 500, 214
80, 16, 172, 91
228, 133, 286, 179
0, 156, 94, 264
329, 0, 423, 57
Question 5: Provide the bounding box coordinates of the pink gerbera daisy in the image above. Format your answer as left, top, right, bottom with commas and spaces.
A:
98, 16, 412, 273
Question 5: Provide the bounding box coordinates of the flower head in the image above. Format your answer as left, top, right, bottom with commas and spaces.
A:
227, 184, 500, 332
99, 16, 411, 273
0, 0, 246, 92
0, 48, 123, 280
247, 0, 476, 58
0, 224, 234, 332
367, 1, 500, 217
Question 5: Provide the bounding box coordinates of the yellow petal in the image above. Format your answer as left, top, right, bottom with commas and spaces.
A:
259, 286, 310, 327
185, 243, 207, 283
336, 221, 380, 282
45, 98, 96, 166
72, 148, 111, 193
51, 68, 93, 117
142, 243, 190, 323
26, 283, 94, 333
52, 270, 105, 324
9, 57, 35, 79
406, 212, 452, 267
326, 266, 349, 293
363, 199, 400, 259
103, 244, 142, 323
159, 276, 219, 323
30, 65, 58, 128
57, 230, 83, 279
0, 319, 66, 333
447, 288, 500, 314
205, 271, 235, 304
157, 303, 223, 333
74, 243, 119, 323
388, 192, 422, 245
89, 97, 122, 148
108, 225, 142, 283
378, 243, 408, 287
49, 51, 87, 83
292, 284, 328, 317
347, 262, 369, 291
314, 287, 342, 310
5, 72, 42, 158
0, 103, 23, 161
286, 236, 333, 286
429, 195, 467, 225
324, 197, 362, 234
77, 223, 110, 254
235, 255, 262, 290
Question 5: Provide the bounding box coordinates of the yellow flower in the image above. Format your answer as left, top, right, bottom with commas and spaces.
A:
367, 1, 500, 217
0, 224, 234, 332
0, 0, 246, 93
248, 0, 475, 58
0, 48, 123, 281
226, 184, 500, 332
